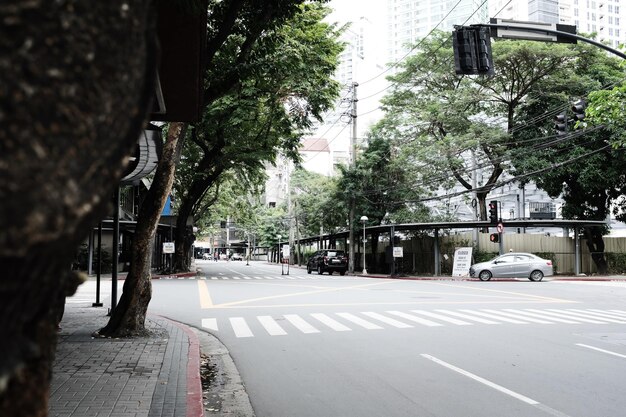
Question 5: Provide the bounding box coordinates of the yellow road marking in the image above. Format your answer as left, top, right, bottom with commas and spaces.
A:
198, 280, 214, 308
429, 282, 572, 303
205, 300, 575, 309
208, 281, 392, 309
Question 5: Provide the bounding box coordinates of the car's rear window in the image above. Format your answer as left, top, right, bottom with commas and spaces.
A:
327, 251, 344, 257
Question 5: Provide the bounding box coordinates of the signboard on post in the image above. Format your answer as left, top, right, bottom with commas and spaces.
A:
163, 242, 175, 254
452, 247, 473, 277
282, 244, 290, 259
393, 247, 404, 258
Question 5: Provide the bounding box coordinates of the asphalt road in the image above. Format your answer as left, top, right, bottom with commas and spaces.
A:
148, 260, 626, 417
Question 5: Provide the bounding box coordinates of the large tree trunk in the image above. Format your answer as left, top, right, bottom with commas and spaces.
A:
99, 122, 187, 337
0, 1, 156, 414
584, 227, 609, 275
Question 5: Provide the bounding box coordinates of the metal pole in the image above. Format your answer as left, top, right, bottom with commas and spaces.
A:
348, 82, 358, 274
110, 188, 120, 314
390, 225, 395, 276
87, 229, 94, 276
93, 222, 103, 307
434, 229, 441, 276
362, 223, 367, 274
575, 227, 581, 275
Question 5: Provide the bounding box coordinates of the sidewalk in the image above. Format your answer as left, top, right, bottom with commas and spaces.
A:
50, 304, 203, 417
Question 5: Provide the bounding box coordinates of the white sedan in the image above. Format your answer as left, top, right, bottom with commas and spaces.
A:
469, 252, 554, 281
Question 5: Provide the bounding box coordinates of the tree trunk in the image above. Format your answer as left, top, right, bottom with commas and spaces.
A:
0, 1, 156, 413
583, 227, 608, 275
99, 122, 187, 337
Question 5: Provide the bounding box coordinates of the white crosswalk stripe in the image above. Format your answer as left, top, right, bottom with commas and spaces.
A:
230, 317, 254, 338
284, 314, 319, 333
310, 313, 352, 331
200, 309, 626, 339
258, 316, 287, 336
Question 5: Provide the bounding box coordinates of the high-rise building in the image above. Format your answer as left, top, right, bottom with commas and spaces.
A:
387, 0, 489, 65
490, 0, 626, 48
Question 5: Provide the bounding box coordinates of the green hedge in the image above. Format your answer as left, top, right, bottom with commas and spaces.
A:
606, 253, 626, 274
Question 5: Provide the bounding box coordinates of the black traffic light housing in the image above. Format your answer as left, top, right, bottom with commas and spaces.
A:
554, 112, 568, 135
571, 99, 587, 128
488, 200, 498, 224
490, 233, 499, 243
453, 26, 494, 76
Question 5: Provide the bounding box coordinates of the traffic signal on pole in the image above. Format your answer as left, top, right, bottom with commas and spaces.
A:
220, 221, 226, 228
453, 26, 494, 76
571, 99, 587, 128
488, 200, 498, 224
490, 233, 499, 243
554, 112, 567, 135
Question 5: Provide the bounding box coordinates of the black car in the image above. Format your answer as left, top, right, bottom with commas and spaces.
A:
307, 249, 348, 275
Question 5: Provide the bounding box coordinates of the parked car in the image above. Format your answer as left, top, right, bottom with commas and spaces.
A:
231, 253, 244, 261
469, 252, 553, 281
307, 249, 348, 275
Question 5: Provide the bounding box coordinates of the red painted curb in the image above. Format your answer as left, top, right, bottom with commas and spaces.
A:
159, 317, 204, 417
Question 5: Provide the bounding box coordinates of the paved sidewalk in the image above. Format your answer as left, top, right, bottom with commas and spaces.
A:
49, 304, 203, 417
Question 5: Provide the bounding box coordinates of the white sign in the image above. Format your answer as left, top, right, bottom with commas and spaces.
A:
163, 242, 175, 254
282, 244, 290, 258
393, 247, 403, 258
452, 247, 473, 277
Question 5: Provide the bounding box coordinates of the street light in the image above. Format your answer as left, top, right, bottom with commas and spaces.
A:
360, 216, 368, 274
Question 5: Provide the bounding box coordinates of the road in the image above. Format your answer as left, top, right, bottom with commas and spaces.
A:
144, 260, 626, 417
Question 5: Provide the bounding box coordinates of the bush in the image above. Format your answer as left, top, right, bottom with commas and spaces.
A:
75, 243, 112, 273
606, 252, 626, 274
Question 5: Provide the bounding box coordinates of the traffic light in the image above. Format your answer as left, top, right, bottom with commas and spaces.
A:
453, 27, 494, 75
488, 200, 498, 224
571, 99, 587, 128
220, 221, 226, 228
490, 233, 499, 243
554, 112, 567, 135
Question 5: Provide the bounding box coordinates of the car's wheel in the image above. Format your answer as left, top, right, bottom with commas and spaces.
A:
529, 270, 544, 282
478, 270, 492, 281
317, 265, 323, 275
307, 264, 311, 274
339, 270, 346, 276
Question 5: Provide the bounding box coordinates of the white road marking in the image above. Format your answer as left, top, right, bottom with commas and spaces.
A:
258, 316, 287, 336
576, 343, 626, 359
386, 311, 443, 327
566, 309, 626, 323
461, 309, 528, 324
336, 313, 383, 330
362, 312, 413, 328
435, 309, 499, 324
527, 309, 602, 324
421, 354, 539, 405
544, 309, 607, 324
201, 318, 218, 331
503, 309, 570, 324
410, 310, 472, 325
230, 317, 254, 338
310, 313, 352, 331
284, 314, 320, 334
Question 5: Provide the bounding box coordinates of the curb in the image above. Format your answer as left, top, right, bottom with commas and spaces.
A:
160, 317, 204, 417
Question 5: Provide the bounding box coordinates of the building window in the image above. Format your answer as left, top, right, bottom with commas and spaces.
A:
268, 202, 276, 208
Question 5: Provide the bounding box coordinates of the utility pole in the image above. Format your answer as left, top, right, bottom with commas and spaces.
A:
348, 82, 358, 274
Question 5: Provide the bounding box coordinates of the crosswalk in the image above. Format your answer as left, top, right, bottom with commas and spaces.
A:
201, 308, 626, 338
66, 281, 115, 305
162, 275, 353, 281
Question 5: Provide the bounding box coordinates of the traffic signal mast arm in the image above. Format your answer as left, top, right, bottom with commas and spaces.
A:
478, 22, 626, 60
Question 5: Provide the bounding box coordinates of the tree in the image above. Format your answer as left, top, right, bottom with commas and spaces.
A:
379, 32, 577, 219
334, 133, 430, 272
510, 44, 625, 273
98, 0, 325, 337
0, 1, 157, 414
290, 169, 345, 238
171, 2, 343, 271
